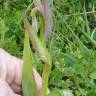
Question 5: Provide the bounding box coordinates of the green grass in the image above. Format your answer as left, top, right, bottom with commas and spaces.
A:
0, 0, 96, 96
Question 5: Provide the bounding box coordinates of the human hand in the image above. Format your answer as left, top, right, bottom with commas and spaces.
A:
0, 48, 42, 96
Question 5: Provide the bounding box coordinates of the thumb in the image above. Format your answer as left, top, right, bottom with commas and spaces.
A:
0, 78, 21, 96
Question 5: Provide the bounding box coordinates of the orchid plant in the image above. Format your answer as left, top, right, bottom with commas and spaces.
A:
22, 0, 52, 96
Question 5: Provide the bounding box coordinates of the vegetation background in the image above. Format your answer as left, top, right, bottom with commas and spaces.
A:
0, 0, 96, 95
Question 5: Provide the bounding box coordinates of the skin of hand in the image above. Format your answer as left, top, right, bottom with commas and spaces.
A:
0, 48, 42, 96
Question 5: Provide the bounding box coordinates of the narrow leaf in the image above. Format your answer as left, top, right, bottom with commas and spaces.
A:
23, 14, 52, 96
42, 64, 51, 96
22, 30, 37, 96
23, 14, 51, 65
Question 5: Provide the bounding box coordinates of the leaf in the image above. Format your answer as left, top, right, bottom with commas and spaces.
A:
22, 30, 37, 96
23, 14, 52, 96
47, 89, 74, 96
89, 70, 96, 79
0, 17, 8, 41
63, 90, 74, 96
64, 54, 84, 74
79, 46, 94, 61
47, 90, 63, 96
42, 64, 51, 96
31, 8, 38, 33
23, 14, 51, 65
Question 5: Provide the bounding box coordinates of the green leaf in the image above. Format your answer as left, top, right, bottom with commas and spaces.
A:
47, 89, 74, 96
42, 64, 51, 96
89, 70, 96, 79
23, 14, 52, 96
64, 54, 85, 75
23, 14, 51, 65
47, 90, 63, 96
0, 17, 8, 41
22, 30, 37, 96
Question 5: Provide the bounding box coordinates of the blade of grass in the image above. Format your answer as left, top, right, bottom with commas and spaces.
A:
83, 0, 90, 35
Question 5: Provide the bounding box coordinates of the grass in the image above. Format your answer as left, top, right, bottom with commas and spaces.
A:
0, 0, 96, 96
